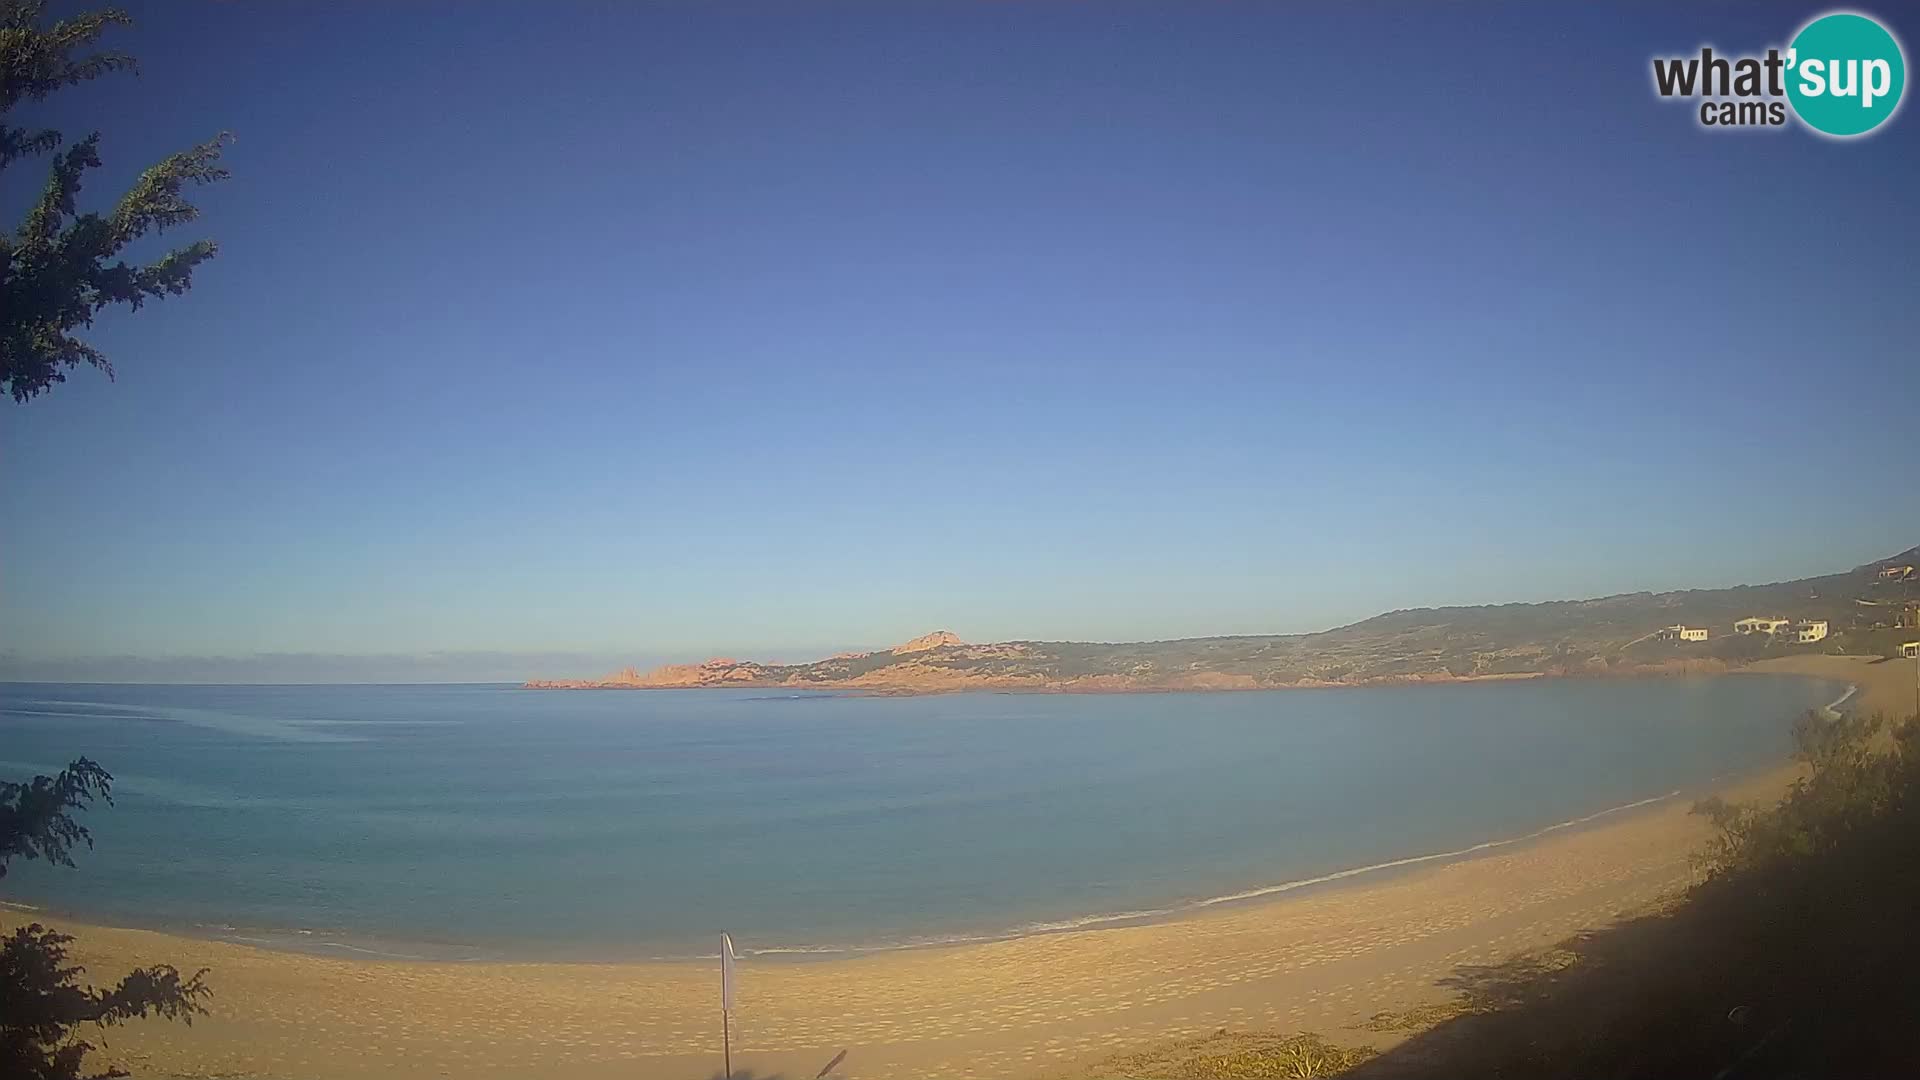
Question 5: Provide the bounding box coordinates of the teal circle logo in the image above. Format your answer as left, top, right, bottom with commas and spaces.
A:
1786, 12, 1906, 137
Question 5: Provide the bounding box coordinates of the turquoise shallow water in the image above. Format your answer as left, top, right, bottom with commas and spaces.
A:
0, 676, 1840, 960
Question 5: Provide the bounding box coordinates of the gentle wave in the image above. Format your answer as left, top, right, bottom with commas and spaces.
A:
1824, 683, 1860, 715
9, 677, 1837, 965
707, 787, 1684, 962
193, 924, 485, 962
309, 941, 435, 960
1187, 790, 1677, 910
122, 786, 1688, 966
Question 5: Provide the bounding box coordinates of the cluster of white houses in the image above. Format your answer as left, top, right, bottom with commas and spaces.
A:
1734, 617, 1829, 643
1657, 617, 1830, 644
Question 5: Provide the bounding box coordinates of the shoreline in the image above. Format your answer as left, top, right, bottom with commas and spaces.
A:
0, 766, 1800, 1080
3, 670, 1849, 969
5, 654, 1908, 1080
521, 655, 1809, 696
0, 782, 1713, 969
523, 670, 1551, 694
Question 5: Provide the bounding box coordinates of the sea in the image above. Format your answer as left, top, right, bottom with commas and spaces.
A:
0, 675, 1844, 962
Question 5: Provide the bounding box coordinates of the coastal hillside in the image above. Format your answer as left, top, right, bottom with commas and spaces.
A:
525, 546, 1920, 692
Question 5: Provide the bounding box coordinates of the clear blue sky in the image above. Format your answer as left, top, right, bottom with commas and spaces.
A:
3, 2, 1916, 681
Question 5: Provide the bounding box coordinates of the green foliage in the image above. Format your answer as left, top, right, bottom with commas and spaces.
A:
1094, 1031, 1377, 1080
1336, 708, 1920, 1079
713, 549, 1920, 691
1084, 711, 1920, 1079
1705, 629, 1776, 663
1691, 709, 1909, 877
1, 924, 210, 1080
1, 759, 213, 1080
2, 9, 221, 1073
1353, 1001, 1474, 1034
2, 0, 229, 403
0, 756, 112, 878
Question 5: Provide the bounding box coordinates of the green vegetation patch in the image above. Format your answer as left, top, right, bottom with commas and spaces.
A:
1088, 1031, 1377, 1079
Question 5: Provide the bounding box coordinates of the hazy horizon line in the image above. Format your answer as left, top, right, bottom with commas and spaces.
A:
6, 538, 1910, 685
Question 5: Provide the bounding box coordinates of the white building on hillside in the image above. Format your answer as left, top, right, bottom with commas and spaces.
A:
1734, 617, 1790, 635
1791, 620, 1829, 644
1657, 625, 1710, 642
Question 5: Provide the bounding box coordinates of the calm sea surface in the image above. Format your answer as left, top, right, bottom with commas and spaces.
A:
0, 677, 1841, 959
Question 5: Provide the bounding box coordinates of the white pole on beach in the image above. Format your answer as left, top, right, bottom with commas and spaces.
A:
721, 933, 737, 1078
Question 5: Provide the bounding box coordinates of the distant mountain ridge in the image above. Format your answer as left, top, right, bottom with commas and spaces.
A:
524, 547, 1920, 693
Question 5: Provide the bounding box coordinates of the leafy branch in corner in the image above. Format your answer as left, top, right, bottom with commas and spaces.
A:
2, 0, 230, 403
1, 757, 215, 1080
0, 757, 112, 877
1, 924, 211, 1080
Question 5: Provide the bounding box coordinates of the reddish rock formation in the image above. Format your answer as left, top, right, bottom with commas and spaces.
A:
888, 629, 964, 654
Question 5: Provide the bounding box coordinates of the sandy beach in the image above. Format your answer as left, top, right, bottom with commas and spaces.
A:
6, 655, 1913, 1080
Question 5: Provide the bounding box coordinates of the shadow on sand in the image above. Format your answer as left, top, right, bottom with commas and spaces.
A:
698, 1047, 849, 1080
1345, 712, 1920, 1079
